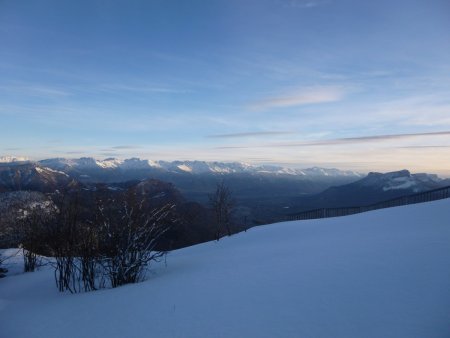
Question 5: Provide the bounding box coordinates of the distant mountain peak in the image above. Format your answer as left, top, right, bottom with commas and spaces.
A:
0, 156, 30, 163
37, 157, 363, 178
299, 169, 447, 210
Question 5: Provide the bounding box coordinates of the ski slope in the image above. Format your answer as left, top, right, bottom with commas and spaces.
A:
1, 199, 450, 338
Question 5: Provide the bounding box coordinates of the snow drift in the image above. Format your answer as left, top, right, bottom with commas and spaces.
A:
1, 199, 450, 338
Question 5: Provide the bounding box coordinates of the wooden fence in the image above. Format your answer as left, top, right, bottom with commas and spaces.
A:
287, 185, 450, 221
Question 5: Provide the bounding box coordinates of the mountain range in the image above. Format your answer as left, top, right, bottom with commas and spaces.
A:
0, 162, 77, 193
36, 157, 362, 177
1, 158, 363, 217
1, 157, 449, 224
290, 169, 450, 213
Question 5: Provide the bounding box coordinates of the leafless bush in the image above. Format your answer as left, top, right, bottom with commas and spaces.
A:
42, 190, 176, 292
95, 191, 175, 288
209, 181, 235, 239
77, 222, 101, 291
19, 205, 54, 272
0, 254, 7, 278
0, 186, 177, 291
44, 194, 83, 293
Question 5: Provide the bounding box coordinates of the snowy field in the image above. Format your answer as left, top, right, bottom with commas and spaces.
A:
1, 199, 450, 338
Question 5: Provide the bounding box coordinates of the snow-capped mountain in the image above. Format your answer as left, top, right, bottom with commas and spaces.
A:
2, 158, 448, 225
0, 156, 29, 163
293, 169, 449, 211
361, 169, 442, 192
36, 157, 363, 177
0, 162, 77, 193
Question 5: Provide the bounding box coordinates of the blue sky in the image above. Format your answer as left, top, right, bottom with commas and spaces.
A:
1, 0, 450, 174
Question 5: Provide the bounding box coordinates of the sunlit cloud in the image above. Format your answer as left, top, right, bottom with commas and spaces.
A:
249, 86, 346, 111
399, 145, 450, 149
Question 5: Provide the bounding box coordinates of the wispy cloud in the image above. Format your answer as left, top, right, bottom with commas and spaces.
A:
99, 152, 120, 157
284, 0, 331, 9
317, 131, 450, 145
97, 84, 190, 94
111, 145, 141, 150
372, 94, 450, 128
249, 86, 346, 111
207, 131, 295, 138
214, 130, 450, 149
0, 84, 71, 97
399, 145, 450, 149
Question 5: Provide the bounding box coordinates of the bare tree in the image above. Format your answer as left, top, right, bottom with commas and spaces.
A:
0, 216, 8, 278
45, 194, 84, 293
19, 206, 52, 272
0, 191, 55, 273
0, 254, 7, 278
0, 185, 177, 291
209, 181, 235, 239
96, 191, 175, 288
77, 222, 101, 291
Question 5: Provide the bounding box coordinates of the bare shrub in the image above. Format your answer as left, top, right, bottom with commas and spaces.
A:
95, 191, 175, 288
19, 206, 53, 272
209, 181, 235, 239
0, 254, 7, 278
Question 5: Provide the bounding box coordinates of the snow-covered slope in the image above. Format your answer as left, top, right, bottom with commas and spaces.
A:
0, 162, 74, 193
1, 199, 450, 338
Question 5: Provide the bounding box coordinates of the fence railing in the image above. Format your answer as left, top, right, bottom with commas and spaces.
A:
287, 185, 450, 221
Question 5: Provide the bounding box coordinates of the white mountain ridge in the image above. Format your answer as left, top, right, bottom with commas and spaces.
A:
36, 157, 363, 177
362, 170, 442, 193
0, 156, 29, 163
2, 157, 446, 188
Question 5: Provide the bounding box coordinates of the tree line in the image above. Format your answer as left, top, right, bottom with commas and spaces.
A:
0, 179, 240, 291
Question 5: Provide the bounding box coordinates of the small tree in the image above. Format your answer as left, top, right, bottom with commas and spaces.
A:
0, 254, 7, 278
46, 194, 85, 293
96, 191, 175, 288
19, 206, 52, 272
209, 181, 235, 239
77, 222, 101, 292
0, 217, 8, 278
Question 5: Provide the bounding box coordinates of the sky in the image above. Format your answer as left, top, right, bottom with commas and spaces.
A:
1, 0, 450, 175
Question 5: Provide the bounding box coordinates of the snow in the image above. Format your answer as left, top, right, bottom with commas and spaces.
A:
0, 249, 23, 276
176, 164, 192, 172
96, 158, 123, 169
381, 172, 443, 192
361, 170, 445, 193
118, 158, 152, 169
38, 157, 363, 177
1, 200, 450, 338
383, 179, 417, 191
35, 166, 69, 177
0, 156, 29, 163
414, 173, 441, 183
